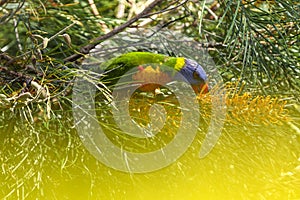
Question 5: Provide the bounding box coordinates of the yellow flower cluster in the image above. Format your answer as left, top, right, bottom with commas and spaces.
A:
226, 93, 289, 125
198, 82, 290, 125
127, 80, 290, 132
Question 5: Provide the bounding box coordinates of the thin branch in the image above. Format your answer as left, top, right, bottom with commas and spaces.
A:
13, 21, 77, 61
141, 0, 188, 18
0, 53, 13, 63
135, 0, 189, 27
146, 15, 187, 34
0, 0, 26, 24
64, 0, 165, 63
0, 66, 32, 80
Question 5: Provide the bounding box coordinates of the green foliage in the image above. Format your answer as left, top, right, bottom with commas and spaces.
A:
153, 1, 299, 97
0, 0, 299, 116
0, 0, 299, 110
1, 1, 300, 199
0, 0, 120, 58
99, 52, 178, 78
216, 0, 299, 96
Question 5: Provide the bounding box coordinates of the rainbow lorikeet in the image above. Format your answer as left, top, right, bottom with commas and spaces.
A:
99, 52, 209, 94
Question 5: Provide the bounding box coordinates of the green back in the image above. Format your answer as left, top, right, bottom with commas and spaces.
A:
99, 52, 179, 84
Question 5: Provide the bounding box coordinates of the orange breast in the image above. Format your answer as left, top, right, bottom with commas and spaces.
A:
132, 66, 172, 92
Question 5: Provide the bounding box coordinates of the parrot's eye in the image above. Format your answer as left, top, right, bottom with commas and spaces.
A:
193, 71, 201, 80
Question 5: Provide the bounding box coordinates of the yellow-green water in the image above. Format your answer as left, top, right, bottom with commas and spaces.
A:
1, 106, 300, 200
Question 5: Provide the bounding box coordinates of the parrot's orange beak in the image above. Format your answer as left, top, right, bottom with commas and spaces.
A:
192, 82, 209, 94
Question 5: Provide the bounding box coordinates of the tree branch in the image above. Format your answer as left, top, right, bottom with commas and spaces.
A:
64, 0, 164, 63
0, 66, 32, 80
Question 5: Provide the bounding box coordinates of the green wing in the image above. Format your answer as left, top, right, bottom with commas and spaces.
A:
99, 52, 180, 83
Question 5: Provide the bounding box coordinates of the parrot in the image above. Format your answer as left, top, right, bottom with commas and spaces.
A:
99, 52, 209, 94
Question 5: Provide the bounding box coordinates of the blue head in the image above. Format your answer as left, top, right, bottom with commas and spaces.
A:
176, 58, 209, 93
